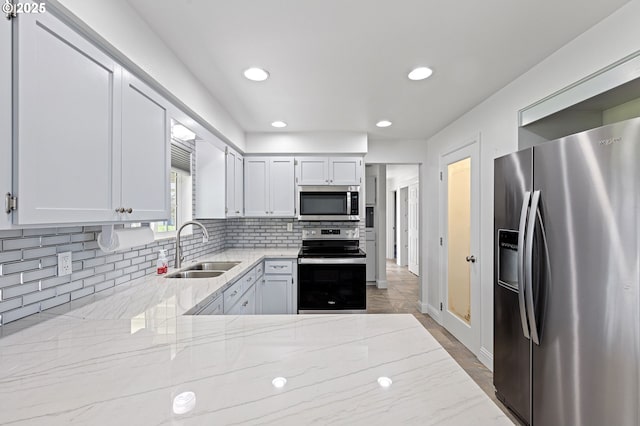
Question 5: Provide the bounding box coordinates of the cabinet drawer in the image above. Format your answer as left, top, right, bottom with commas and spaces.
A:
223, 279, 244, 312
264, 260, 292, 275
255, 262, 264, 278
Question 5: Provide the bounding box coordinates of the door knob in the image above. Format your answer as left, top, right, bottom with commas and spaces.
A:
466, 255, 476, 263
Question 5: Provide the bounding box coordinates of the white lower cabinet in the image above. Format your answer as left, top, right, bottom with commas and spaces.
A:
226, 284, 255, 315
198, 294, 223, 315
257, 259, 297, 314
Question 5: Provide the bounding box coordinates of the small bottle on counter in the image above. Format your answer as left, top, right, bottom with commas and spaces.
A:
157, 249, 169, 275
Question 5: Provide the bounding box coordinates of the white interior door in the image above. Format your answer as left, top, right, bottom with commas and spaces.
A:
439, 140, 480, 354
408, 183, 419, 275
397, 187, 408, 267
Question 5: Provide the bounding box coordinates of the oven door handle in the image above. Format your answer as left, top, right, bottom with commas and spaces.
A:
298, 258, 366, 265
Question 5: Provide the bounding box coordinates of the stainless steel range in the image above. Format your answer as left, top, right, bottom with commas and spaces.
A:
297, 227, 366, 313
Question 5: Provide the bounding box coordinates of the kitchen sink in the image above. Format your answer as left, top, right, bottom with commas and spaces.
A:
165, 270, 225, 279
183, 261, 240, 271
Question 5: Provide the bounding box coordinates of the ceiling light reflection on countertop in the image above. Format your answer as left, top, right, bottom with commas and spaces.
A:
408, 67, 433, 81
173, 391, 197, 415
243, 67, 270, 81
272, 377, 287, 388
271, 121, 287, 128
377, 377, 393, 388
376, 120, 392, 128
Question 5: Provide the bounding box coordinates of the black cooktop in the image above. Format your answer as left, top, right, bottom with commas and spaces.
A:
298, 239, 365, 258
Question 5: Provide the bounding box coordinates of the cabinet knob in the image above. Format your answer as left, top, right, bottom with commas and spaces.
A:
125, 208, 133, 214
265, 211, 269, 214
115, 207, 125, 213
235, 210, 240, 214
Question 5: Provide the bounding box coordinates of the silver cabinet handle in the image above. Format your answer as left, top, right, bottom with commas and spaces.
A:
247, 276, 252, 281
525, 190, 542, 345
517, 191, 531, 340
465, 255, 476, 263
231, 290, 238, 296
242, 301, 248, 307
125, 208, 133, 214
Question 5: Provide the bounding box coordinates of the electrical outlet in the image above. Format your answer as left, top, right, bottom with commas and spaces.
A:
57, 252, 72, 276
287, 222, 293, 232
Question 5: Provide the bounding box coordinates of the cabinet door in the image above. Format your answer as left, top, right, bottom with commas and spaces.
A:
195, 139, 226, 219
270, 157, 295, 216
0, 17, 11, 229
225, 150, 236, 216
235, 155, 244, 216
240, 284, 256, 315
15, 12, 121, 224
329, 157, 362, 185
261, 275, 292, 314
121, 71, 170, 221
198, 295, 223, 315
244, 157, 269, 216
296, 157, 328, 185
365, 176, 376, 205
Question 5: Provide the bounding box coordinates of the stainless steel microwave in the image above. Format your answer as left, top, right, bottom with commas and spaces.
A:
297, 186, 360, 221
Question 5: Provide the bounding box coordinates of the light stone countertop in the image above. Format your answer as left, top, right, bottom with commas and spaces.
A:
0, 249, 512, 425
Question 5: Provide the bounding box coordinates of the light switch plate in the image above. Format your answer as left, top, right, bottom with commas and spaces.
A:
57, 252, 72, 276
287, 222, 293, 232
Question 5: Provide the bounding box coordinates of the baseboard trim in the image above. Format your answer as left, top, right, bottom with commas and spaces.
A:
376, 280, 388, 289
479, 346, 494, 371
416, 301, 428, 314
426, 303, 442, 323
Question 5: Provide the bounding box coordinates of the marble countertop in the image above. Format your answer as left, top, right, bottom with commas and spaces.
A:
0, 249, 512, 425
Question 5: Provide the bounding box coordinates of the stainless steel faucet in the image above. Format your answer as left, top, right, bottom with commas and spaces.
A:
175, 221, 210, 269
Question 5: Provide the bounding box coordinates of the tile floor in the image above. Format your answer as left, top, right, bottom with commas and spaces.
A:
367, 260, 523, 425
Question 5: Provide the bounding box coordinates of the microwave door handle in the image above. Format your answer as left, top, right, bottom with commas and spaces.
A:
346, 191, 351, 216
525, 190, 541, 345
517, 191, 531, 340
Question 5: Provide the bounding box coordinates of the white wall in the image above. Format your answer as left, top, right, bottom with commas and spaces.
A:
54, 0, 245, 151
245, 132, 367, 154
367, 0, 640, 370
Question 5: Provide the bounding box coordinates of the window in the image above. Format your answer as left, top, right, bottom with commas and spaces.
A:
150, 143, 193, 239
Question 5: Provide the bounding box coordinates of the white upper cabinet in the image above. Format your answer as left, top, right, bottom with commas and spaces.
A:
226, 148, 243, 217
296, 157, 329, 185
12, 12, 170, 225
245, 157, 295, 217
328, 157, 362, 185
120, 71, 170, 221
270, 158, 295, 216
244, 158, 269, 216
296, 156, 362, 186
14, 12, 122, 224
195, 138, 226, 219
1, 17, 11, 229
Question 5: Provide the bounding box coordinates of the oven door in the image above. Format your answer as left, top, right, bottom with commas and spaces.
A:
298, 186, 359, 221
298, 258, 366, 313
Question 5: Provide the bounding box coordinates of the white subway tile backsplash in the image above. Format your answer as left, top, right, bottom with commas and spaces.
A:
41, 275, 71, 289
22, 246, 57, 260
0, 250, 22, 263
3, 260, 40, 275
55, 280, 83, 295
83, 274, 105, 287
94, 280, 115, 292
40, 294, 71, 310
3, 237, 41, 251
3, 282, 40, 299
0, 297, 22, 313
0, 230, 22, 238
41, 235, 71, 246
2, 303, 40, 324
23, 288, 56, 305
70, 286, 94, 301
22, 267, 56, 283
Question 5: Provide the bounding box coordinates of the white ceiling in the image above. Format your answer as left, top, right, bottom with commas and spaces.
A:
126, 0, 629, 141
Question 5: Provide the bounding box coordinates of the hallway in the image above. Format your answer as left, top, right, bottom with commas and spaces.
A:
367, 260, 520, 425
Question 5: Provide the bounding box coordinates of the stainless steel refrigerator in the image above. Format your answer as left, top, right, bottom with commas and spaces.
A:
493, 117, 639, 426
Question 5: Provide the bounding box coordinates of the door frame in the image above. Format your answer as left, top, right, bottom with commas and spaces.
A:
438, 135, 481, 355
397, 186, 409, 267
408, 182, 419, 275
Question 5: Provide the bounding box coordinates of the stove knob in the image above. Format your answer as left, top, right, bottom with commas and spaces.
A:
311, 230, 316, 235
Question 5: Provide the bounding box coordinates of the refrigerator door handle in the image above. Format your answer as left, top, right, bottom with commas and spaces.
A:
517, 191, 531, 340
525, 190, 541, 345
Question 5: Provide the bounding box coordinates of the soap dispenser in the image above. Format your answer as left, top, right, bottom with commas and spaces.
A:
157, 249, 169, 275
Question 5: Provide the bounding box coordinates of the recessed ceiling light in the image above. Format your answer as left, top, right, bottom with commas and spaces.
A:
376, 120, 392, 128
377, 377, 393, 388
243, 67, 270, 81
272, 377, 287, 388
408, 67, 433, 81
172, 391, 196, 415
271, 121, 287, 128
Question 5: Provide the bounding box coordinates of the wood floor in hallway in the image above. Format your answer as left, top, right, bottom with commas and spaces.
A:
367, 260, 521, 425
